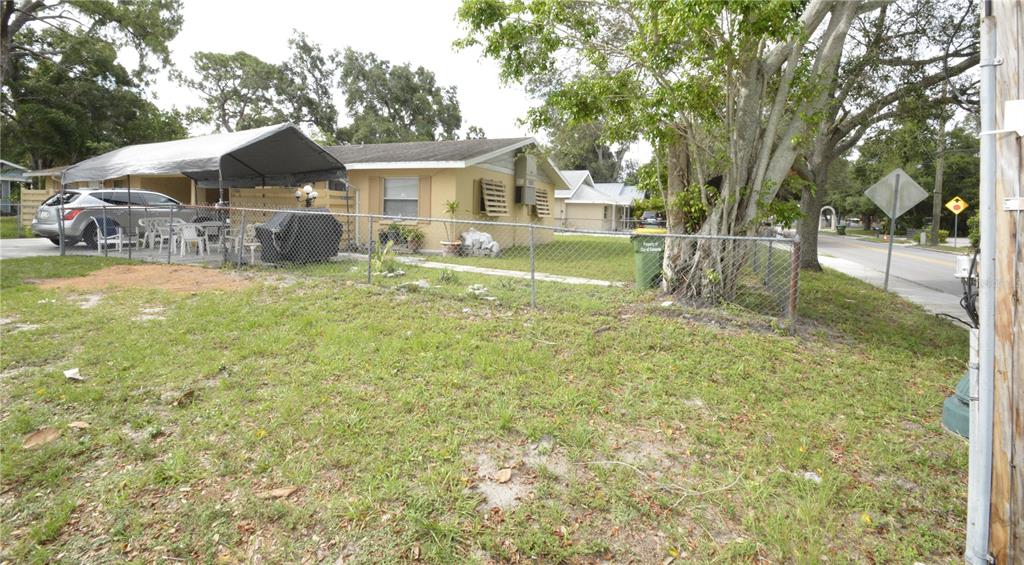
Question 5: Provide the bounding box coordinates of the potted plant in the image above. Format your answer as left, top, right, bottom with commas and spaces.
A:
379, 222, 405, 247
403, 225, 425, 253
440, 200, 462, 256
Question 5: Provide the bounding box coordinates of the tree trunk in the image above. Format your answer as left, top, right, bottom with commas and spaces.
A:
661, 126, 735, 304
798, 182, 823, 271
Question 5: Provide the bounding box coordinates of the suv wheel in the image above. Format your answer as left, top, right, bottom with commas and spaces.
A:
82, 224, 98, 249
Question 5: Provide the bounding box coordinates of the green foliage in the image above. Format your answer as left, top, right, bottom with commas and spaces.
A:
371, 240, 400, 274
457, 0, 802, 145
437, 268, 460, 285
546, 119, 628, 182
669, 185, 712, 233
280, 32, 343, 142
380, 223, 425, 249
443, 200, 460, 242
968, 214, 980, 249
175, 51, 289, 132
758, 198, 803, 230
1, 1, 185, 166
337, 49, 461, 143
631, 195, 664, 218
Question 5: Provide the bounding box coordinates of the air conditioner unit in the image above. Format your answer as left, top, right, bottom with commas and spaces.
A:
514, 153, 537, 188
517, 185, 537, 205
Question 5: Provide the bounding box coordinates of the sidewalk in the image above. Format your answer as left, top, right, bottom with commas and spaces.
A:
816, 254, 969, 326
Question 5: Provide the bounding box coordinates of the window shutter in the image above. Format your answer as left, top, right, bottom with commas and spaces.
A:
480, 179, 509, 217
534, 186, 552, 217
418, 176, 431, 218
367, 176, 381, 214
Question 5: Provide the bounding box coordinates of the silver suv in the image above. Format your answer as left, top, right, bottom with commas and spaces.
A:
31, 189, 208, 248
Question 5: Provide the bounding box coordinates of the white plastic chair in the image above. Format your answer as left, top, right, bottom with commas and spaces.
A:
94, 218, 138, 252
178, 224, 207, 256
227, 223, 261, 263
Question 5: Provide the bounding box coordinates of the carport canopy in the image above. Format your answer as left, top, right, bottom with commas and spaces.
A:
61, 123, 345, 189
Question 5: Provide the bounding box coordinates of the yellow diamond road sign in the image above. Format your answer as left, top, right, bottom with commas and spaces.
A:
945, 196, 969, 215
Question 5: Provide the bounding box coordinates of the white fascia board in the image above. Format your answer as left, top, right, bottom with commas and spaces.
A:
344, 161, 466, 170
565, 199, 618, 205
463, 138, 537, 167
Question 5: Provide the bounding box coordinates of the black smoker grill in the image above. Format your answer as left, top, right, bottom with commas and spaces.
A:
254, 208, 342, 263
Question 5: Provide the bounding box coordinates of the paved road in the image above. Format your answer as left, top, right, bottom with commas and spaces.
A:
817, 233, 969, 323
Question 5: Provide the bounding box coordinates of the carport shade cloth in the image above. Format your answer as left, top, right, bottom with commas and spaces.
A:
61, 123, 345, 188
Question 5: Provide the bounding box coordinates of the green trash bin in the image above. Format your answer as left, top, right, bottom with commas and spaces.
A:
631, 228, 667, 289
836, 224, 847, 235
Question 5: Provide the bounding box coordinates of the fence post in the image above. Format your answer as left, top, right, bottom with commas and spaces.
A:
101, 205, 108, 257
529, 223, 537, 308
167, 206, 174, 264
221, 206, 229, 266
765, 240, 773, 288
236, 210, 247, 269
787, 238, 801, 321
367, 215, 374, 284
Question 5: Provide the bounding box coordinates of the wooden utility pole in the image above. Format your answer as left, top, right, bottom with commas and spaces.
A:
988, 0, 1023, 561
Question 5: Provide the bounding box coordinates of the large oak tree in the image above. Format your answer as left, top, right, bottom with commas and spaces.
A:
459, 0, 876, 302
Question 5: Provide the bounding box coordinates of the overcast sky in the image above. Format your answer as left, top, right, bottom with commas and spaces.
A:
146, 0, 650, 164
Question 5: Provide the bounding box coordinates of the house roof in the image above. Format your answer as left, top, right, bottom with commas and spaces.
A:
557, 170, 594, 198
557, 180, 642, 206
61, 123, 345, 188
24, 165, 69, 177
326, 138, 533, 167
326, 137, 569, 188
0, 160, 30, 182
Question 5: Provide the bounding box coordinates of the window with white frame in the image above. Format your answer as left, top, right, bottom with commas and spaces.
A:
383, 177, 418, 217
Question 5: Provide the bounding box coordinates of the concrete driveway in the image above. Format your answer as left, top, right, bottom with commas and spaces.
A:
0, 238, 63, 260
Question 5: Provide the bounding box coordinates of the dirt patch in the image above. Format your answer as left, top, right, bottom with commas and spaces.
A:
134, 306, 166, 321
465, 436, 578, 513
37, 264, 251, 293
76, 293, 103, 309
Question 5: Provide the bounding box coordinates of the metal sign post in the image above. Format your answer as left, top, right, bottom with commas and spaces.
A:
945, 196, 969, 248
883, 173, 901, 291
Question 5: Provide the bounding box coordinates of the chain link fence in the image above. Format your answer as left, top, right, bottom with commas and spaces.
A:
54, 203, 800, 319
0, 202, 30, 238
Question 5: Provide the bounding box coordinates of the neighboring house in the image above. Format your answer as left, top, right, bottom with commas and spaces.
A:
0, 160, 29, 215
555, 170, 642, 231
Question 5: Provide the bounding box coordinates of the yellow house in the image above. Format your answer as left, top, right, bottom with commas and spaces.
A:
319, 137, 568, 251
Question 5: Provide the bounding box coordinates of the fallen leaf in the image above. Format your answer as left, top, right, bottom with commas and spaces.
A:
22, 426, 60, 449
411, 543, 421, 560
64, 368, 85, 382
68, 421, 90, 429
494, 468, 513, 484
172, 389, 196, 407
256, 486, 298, 499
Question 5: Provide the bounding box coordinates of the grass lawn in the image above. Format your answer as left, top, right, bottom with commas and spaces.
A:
0, 256, 968, 563
431, 234, 635, 283
1, 216, 29, 239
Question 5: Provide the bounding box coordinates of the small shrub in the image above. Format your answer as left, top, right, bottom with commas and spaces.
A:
371, 240, 400, 273
437, 268, 460, 285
